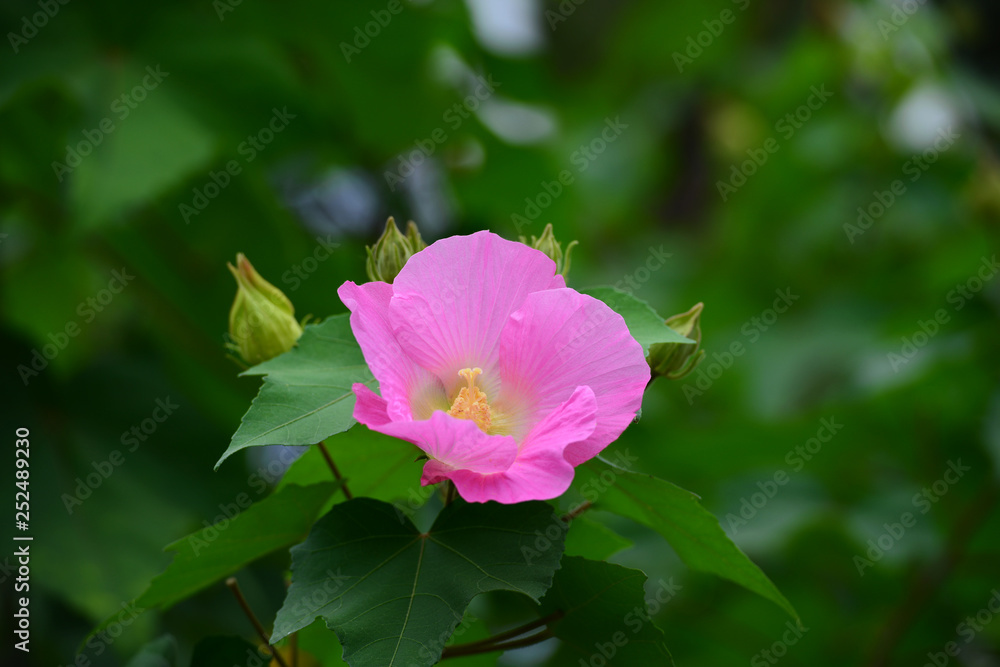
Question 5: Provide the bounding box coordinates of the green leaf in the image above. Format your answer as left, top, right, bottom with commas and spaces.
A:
277, 425, 422, 505
217, 315, 376, 468
540, 557, 674, 666
271, 498, 566, 667
135, 482, 340, 610
570, 457, 798, 622
564, 515, 633, 562
583, 286, 694, 354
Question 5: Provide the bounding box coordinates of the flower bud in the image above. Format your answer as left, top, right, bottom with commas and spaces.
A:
366, 217, 424, 283
227, 253, 303, 366
649, 302, 705, 380
520, 223, 578, 277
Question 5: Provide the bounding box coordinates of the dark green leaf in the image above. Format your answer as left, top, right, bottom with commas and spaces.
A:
583, 286, 694, 354
571, 457, 798, 621
217, 315, 376, 468
541, 557, 673, 666
272, 498, 566, 667
124, 635, 180, 667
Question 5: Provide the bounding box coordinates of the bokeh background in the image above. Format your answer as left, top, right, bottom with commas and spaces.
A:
3, 0, 1000, 665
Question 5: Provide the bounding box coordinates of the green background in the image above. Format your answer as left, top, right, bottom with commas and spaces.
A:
2, 0, 999, 665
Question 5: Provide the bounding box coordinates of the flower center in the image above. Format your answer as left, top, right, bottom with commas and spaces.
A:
447, 367, 493, 432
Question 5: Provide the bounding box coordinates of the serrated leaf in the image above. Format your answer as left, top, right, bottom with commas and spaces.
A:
136, 482, 340, 610
218, 315, 376, 468
583, 286, 694, 354
272, 498, 566, 667
570, 457, 798, 622
540, 557, 674, 666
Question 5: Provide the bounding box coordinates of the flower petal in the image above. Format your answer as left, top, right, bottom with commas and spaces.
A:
426, 386, 597, 503
364, 411, 518, 475
499, 288, 649, 466
388, 231, 558, 397
338, 280, 445, 420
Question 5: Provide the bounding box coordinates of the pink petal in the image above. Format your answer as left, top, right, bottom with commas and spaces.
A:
367, 411, 518, 475
388, 231, 559, 397
427, 386, 597, 503
499, 288, 649, 466
338, 281, 445, 420
351, 383, 392, 427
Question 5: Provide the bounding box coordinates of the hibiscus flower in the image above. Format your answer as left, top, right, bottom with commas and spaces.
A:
337, 231, 649, 503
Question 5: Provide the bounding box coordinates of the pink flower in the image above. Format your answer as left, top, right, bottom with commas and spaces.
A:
337, 231, 649, 504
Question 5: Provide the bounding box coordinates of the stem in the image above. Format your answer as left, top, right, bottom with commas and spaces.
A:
442, 629, 555, 659
562, 501, 591, 522
444, 481, 457, 506
440, 610, 564, 659
317, 441, 352, 499
290, 632, 298, 667
226, 577, 290, 667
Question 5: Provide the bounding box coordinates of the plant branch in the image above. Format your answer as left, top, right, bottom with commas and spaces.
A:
440, 610, 564, 659
317, 441, 352, 499
226, 577, 290, 667
442, 629, 555, 659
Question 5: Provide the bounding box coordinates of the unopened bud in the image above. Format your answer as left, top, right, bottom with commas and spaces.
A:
520, 223, 578, 277
366, 217, 425, 283
649, 303, 705, 380
227, 253, 303, 366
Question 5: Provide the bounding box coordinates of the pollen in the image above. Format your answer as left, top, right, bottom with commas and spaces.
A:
447, 367, 493, 432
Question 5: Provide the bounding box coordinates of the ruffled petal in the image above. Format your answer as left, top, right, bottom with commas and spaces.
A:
338, 280, 446, 420
388, 231, 558, 397
365, 411, 518, 475
425, 386, 597, 503
499, 288, 649, 466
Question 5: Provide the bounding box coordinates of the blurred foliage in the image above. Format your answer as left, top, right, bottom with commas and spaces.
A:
2, 0, 999, 665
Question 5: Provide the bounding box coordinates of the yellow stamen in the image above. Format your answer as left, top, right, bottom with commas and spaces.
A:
447, 367, 493, 432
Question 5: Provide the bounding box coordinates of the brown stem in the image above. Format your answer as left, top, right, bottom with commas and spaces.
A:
441, 628, 555, 659
561, 501, 591, 522
317, 441, 352, 499
226, 577, 290, 667
444, 481, 457, 506
290, 632, 298, 667
448, 610, 564, 652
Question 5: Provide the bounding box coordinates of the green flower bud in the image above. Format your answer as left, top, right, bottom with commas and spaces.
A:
227, 253, 303, 366
365, 217, 424, 283
649, 302, 705, 380
519, 223, 578, 277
